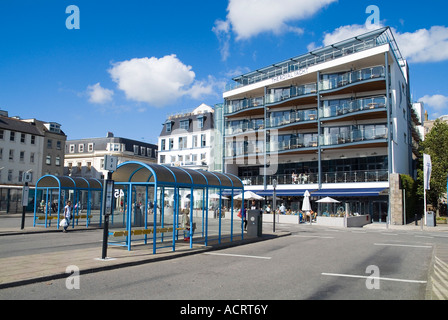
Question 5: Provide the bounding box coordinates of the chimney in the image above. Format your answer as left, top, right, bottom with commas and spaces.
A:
107, 132, 114, 138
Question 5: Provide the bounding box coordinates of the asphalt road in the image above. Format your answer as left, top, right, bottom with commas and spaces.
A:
1, 222, 445, 301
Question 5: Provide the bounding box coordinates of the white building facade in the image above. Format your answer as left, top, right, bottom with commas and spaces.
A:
158, 104, 215, 170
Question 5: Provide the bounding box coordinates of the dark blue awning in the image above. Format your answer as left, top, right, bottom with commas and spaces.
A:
311, 188, 388, 197
256, 189, 316, 197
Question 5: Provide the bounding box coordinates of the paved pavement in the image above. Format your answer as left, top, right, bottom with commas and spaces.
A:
1, 213, 447, 299
0, 214, 290, 289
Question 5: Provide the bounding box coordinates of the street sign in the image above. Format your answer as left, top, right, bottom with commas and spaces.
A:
104, 155, 118, 172
22, 186, 29, 207
23, 172, 32, 183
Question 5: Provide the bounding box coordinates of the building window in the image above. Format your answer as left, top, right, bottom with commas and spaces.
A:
0, 130, 3, 140
10, 131, 15, 142
169, 138, 173, 150
78, 144, 84, 152
55, 156, 61, 166
30, 152, 35, 163
193, 135, 198, 148
0, 148, 2, 160
166, 122, 172, 132
47, 139, 53, 149
20, 151, 25, 162
133, 145, 139, 155
201, 134, 206, 147
46, 155, 51, 165
197, 117, 204, 129
180, 120, 189, 130
70, 144, 75, 153
160, 155, 165, 164
161, 139, 166, 151
31, 135, 35, 145
9, 149, 14, 161
147, 148, 152, 158
57, 141, 62, 150
21, 133, 26, 143
179, 137, 187, 149
88, 143, 94, 152
141, 146, 146, 156
7, 170, 12, 182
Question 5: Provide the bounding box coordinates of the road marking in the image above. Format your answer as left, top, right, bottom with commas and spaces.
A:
415, 235, 434, 239
292, 235, 335, 239
322, 272, 427, 284
203, 252, 271, 260
374, 243, 433, 249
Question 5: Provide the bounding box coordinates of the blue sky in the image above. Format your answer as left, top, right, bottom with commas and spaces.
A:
1, 0, 447, 144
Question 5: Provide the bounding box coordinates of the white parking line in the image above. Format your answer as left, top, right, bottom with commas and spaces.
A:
322, 272, 427, 284
203, 252, 272, 260
292, 235, 335, 239
374, 243, 433, 249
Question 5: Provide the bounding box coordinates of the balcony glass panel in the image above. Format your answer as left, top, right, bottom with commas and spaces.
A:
319, 96, 386, 119
318, 66, 385, 92
321, 123, 388, 146
266, 83, 317, 104
267, 108, 318, 128
225, 96, 264, 115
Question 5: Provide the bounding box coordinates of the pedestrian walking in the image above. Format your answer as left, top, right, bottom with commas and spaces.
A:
62, 200, 72, 233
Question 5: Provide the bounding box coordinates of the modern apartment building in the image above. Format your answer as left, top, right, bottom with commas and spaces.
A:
222, 27, 422, 224
64, 132, 158, 180
158, 103, 215, 170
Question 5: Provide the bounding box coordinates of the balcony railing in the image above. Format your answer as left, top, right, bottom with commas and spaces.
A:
267, 108, 317, 128
321, 124, 388, 146
240, 169, 388, 186
225, 119, 264, 135
265, 83, 317, 105
224, 96, 264, 115
319, 96, 386, 119
268, 133, 318, 152
319, 66, 385, 92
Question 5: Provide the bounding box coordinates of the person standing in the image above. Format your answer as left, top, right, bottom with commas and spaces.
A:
63, 200, 72, 233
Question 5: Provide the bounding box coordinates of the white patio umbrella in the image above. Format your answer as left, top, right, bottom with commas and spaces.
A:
301, 190, 311, 212
209, 193, 229, 200
233, 190, 264, 201
316, 196, 340, 203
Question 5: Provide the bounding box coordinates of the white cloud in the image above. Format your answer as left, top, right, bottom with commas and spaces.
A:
320, 24, 448, 64
419, 94, 448, 110
394, 26, 448, 63
419, 94, 448, 119
87, 82, 114, 104
108, 55, 215, 107
212, 19, 231, 61
213, 0, 335, 60
226, 0, 335, 40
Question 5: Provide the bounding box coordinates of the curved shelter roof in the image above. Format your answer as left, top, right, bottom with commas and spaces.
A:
112, 161, 243, 189
36, 175, 103, 190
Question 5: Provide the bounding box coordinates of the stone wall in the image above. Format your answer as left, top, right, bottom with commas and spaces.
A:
389, 173, 403, 225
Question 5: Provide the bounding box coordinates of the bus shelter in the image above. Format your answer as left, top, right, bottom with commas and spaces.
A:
108, 161, 244, 252
34, 175, 103, 229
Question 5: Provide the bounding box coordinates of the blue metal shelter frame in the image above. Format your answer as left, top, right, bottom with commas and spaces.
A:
33, 175, 103, 229
110, 161, 244, 252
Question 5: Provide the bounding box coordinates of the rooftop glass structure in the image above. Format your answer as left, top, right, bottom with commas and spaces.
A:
225, 27, 403, 91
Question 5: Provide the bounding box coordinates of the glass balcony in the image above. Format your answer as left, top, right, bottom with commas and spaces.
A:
239, 169, 387, 186
319, 96, 386, 119
225, 140, 265, 158
322, 169, 388, 183
224, 96, 264, 115
319, 66, 385, 92
321, 124, 388, 146
225, 118, 264, 135
268, 133, 318, 153
265, 83, 317, 105
267, 108, 317, 128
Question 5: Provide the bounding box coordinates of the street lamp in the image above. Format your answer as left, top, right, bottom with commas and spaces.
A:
272, 179, 277, 232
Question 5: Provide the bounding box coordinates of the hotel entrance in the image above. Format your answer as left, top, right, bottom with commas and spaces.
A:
372, 200, 388, 223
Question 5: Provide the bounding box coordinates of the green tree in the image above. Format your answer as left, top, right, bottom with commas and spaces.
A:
420, 119, 448, 213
